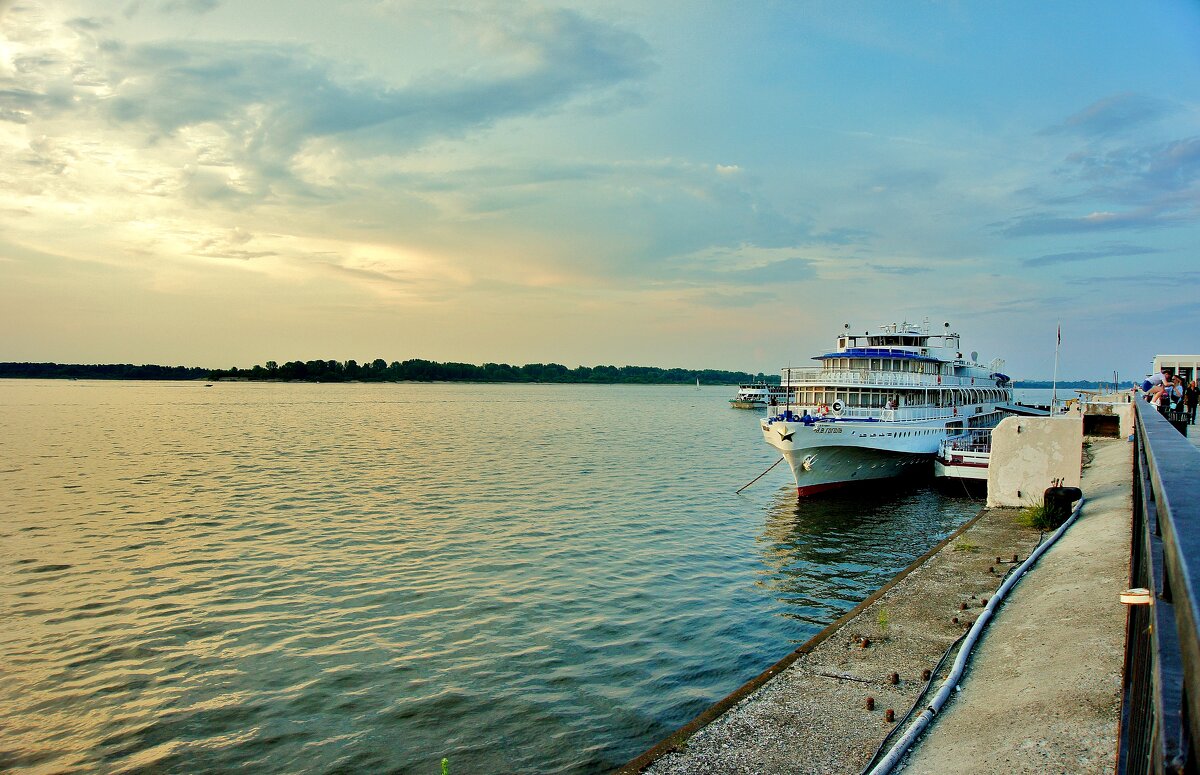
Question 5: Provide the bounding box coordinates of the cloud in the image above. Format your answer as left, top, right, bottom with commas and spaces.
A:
721, 256, 815, 283
192, 227, 276, 261
65, 17, 107, 31
997, 134, 1200, 237
995, 209, 1191, 237
1042, 93, 1176, 137
655, 243, 848, 289
691, 288, 775, 309
1061, 135, 1200, 198
159, 0, 220, 14
811, 227, 875, 246
862, 261, 932, 276
12, 6, 653, 202
1068, 270, 1200, 289
1022, 242, 1163, 267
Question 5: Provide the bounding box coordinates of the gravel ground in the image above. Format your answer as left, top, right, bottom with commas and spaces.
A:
625, 438, 1128, 775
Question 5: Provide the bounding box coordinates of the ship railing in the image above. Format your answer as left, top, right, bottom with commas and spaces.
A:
940, 427, 992, 453
781, 367, 999, 388
1118, 401, 1200, 774
805, 406, 963, 422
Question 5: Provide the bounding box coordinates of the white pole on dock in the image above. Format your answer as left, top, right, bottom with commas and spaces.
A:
1051, 323, 1060, 410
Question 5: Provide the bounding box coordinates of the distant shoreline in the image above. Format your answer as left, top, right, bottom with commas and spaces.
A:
0, 362, 1128, 389
0, 361, 774, 387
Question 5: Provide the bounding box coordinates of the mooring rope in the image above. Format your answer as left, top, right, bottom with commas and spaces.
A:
735, 457, 784, 494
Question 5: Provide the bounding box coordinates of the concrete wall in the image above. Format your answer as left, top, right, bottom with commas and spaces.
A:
1114, 403, 1136, 438
986, 415, 1083, 508
1083, 401, 1136, 438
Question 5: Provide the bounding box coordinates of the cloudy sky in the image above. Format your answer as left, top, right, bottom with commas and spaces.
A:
1, 1, 1198, 379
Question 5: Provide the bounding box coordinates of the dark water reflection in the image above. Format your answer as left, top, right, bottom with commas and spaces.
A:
756, 483, 979, 628
0, 381, 981, 774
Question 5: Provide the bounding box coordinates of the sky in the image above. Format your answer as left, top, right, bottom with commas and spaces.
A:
1, 1, 1198, 380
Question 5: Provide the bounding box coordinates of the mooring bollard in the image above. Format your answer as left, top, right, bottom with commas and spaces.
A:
1043, 486, 1083, 529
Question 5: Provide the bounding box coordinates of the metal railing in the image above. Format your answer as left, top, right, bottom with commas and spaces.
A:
781, 367, 999, 388
775, 404, 1000, 424
1119, 402, 1200, 774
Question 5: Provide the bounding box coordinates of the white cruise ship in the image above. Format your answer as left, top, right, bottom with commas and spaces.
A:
760, 321, 1012, 496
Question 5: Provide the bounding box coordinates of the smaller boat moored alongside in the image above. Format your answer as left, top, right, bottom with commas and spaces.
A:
934, 428, 992, 487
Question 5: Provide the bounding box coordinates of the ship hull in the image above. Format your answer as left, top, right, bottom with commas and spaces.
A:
933, 454, 989, 481
782, 441, 933, 494
763, 418, 951, 495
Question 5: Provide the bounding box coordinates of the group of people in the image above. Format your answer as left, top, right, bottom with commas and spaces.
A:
1141, 368, 1200, 424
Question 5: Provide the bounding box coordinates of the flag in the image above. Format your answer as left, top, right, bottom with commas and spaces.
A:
1057, 324, 1061, 345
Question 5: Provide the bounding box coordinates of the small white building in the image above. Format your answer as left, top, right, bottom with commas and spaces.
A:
1152, 355, 1200, 383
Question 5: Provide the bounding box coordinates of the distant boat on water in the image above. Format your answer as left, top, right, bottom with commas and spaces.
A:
729, 383, 788, 410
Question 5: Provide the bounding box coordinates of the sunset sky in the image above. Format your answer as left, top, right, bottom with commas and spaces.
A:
1, 1, 1198, 380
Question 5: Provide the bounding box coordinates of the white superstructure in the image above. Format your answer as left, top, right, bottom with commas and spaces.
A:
760, 320, 1012, 496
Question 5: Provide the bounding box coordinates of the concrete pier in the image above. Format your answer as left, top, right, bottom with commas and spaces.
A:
897, 436, 1131, 773
621, 429, 1156, 774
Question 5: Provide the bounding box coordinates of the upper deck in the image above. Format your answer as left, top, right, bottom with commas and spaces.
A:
782, 320, 1008, 390
780, 366, 1006, 389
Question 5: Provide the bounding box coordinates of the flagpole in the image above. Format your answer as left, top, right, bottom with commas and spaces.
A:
1052, 322, 1060, 410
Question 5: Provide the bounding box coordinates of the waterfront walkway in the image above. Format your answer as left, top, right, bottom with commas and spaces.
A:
629, 432, 1149, 774
897, 436, 1132, 773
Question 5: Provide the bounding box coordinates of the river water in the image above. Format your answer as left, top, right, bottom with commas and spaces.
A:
1, 381, 993, 774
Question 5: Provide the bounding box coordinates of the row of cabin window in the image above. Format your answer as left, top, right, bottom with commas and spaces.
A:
825, 358, 960, 374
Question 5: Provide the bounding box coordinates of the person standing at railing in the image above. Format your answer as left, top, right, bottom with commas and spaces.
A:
1155, 375, 1185, 413
1142, 368, 1174, 397
1186, 379, 1199, 425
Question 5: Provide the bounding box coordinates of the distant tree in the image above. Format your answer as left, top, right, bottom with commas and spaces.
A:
0, 360, 779, 386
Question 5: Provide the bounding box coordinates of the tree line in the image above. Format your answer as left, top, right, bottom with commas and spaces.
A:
0, 360, 776, 385
0, 362, 210, 380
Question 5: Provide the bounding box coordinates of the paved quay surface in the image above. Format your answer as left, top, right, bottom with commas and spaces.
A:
898, 436, 1131, 774
629, 436, 1133, 775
